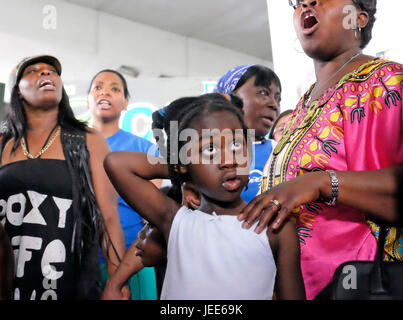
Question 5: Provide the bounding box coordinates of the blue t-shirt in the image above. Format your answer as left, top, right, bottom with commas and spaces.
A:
101, 129, 157, 263
241, 139, 273, 203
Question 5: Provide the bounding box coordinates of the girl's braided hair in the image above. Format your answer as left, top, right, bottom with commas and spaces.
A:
152, 93, 250, 202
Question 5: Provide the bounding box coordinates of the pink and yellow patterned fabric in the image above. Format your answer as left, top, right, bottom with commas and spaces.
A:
262, 59, 403, 300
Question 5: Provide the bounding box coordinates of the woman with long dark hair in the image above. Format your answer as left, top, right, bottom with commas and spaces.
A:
0, 55, 125, 300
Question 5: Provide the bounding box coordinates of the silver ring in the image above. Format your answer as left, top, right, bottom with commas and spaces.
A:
270, 199, 281, 210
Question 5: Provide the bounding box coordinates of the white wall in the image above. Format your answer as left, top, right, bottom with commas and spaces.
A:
0, 0, 274, 138
0, 0, 272, 106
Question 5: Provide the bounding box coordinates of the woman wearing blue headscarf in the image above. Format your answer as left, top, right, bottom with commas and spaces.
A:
215, 64, 282, 202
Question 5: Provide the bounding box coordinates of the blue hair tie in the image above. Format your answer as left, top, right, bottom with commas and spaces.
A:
158, 106, 168, 118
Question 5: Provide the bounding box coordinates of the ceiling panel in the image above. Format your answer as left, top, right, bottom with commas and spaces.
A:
62, 0, 272, 61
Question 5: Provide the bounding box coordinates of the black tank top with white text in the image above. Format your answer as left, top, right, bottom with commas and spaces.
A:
0, 158, 75, 300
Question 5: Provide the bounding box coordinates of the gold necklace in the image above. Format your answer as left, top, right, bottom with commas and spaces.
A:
21, 126, 61, 159
304, 51, 362, 108
274, 52, 362, 155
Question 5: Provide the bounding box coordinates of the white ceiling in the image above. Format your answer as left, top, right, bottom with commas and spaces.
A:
61, 0, 273, 61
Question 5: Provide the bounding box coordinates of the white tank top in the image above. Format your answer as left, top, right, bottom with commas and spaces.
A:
161, 206, 276, 300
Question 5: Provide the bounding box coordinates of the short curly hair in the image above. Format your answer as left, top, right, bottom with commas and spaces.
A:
352, 0, 377, 49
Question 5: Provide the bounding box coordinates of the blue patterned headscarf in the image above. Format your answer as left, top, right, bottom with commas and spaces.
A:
214, 64, 254, 94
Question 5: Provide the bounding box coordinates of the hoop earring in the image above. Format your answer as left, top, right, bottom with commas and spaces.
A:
354, 26, 362, 40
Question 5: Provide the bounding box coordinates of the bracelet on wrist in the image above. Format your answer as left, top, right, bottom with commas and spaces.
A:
325, 170, 338, 206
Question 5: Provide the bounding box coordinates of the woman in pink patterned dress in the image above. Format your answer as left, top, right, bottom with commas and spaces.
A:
239, 0, 402, 299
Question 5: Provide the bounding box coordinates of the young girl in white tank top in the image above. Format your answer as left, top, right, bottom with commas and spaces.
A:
104, 93, 306, 300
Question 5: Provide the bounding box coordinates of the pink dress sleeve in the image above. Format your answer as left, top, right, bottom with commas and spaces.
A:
341, 62, 403, 170
340, 61, 403, 262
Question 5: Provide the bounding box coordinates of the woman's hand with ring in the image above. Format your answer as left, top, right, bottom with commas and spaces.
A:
238, 171, 328, 233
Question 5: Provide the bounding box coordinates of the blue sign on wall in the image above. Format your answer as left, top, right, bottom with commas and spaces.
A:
120, 105, 155, 141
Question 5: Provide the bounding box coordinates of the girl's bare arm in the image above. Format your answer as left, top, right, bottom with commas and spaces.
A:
268, 219, 306, 300
102, 237, 143, 300
104, 151, 180, 240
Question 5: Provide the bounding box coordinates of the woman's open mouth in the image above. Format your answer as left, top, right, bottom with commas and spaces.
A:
301, 10, 319, 35
97, 99, 112, 110
39, 79, 56, 90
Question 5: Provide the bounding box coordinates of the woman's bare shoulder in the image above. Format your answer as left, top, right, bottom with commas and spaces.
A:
1, 138, 16, 165
85, 128, 110, 153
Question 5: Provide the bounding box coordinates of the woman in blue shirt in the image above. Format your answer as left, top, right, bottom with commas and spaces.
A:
87, 69, 159, 300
